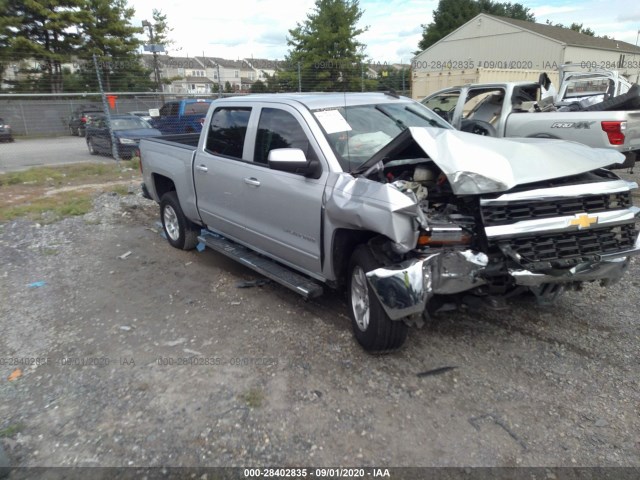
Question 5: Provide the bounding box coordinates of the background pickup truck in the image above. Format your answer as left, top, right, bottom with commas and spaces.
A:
149, 98, 212, 134
140, 92, 640, 353
422, 82, 640, 168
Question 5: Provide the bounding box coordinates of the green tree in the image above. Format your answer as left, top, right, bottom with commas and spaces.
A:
417, 0, 534, 51
1, 0, 152, 93
250, 79, 266, 93
80, 0, 151, 91
0, 0, 20, 91
3, 0, 92, 92
151, 9, 173, 51
284, 0, 368, 92
224, 80, 233, 93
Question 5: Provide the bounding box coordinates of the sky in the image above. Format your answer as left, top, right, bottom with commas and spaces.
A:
126, 0, 640, 63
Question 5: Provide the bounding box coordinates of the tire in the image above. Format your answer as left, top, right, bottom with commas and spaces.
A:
583, 83, 640, 112
160, 191, 199, 250
347, 246, 408, 353
87, 138, 98, 155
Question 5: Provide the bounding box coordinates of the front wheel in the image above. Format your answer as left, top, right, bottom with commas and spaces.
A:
87, 138, 97, 155
160, 192, 199, 250
348, 246, 408, 353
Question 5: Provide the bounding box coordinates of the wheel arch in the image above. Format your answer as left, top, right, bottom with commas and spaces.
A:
152, 173, 177, 201
331, 229, 382, 289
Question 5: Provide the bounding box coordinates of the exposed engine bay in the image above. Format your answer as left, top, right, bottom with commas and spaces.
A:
353, 140, 640, 318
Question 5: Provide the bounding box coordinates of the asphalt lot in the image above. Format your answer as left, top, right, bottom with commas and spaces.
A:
0, 136, 117, 173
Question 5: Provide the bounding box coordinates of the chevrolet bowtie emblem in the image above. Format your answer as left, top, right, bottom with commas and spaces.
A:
569, 213, 598, 229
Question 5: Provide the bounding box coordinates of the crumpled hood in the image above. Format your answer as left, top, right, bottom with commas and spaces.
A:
361, 127, 625, 195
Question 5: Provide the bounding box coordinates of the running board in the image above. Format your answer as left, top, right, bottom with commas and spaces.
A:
198, 232, 323, 300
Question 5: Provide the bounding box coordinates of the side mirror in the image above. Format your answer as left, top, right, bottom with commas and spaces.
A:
268, 148, 321, 179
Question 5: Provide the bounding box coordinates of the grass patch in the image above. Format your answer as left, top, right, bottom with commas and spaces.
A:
0, 162, 142, 223
239, 388, 265, 408
0, 192, 93, 223
130, 156, 141, 171
0, 423, 25, 438
0, 162, 135, 187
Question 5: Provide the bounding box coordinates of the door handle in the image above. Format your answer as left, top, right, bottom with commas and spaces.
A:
195, 164, 208, 173
243, 177, 261, 187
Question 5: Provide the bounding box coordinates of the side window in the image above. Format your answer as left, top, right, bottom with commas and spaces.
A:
159, 103, 177, 117
254, 108, 316, 165
423, 91, 460, 122
463, 88, 505, 125
205, 107, 251, 159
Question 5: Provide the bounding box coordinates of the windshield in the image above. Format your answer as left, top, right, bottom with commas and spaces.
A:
313, 102, 450, 171
111, 117, 151, 130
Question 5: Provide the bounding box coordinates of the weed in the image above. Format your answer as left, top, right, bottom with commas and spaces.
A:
0, 423, 25, 438
239, 388, 265, 408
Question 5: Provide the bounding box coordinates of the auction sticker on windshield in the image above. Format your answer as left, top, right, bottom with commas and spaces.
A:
314, 109, 352, 134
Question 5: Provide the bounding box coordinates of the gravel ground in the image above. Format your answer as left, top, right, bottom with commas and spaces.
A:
0, 169, 639, 473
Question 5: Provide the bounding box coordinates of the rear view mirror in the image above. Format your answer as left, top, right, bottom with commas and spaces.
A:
268, 148, 321, 179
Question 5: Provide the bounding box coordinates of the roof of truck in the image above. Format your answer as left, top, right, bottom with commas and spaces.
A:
215, 92, 415, 110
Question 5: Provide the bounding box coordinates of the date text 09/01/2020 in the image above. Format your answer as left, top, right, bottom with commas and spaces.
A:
243, 468, 391, 478
411, 59, 640, 70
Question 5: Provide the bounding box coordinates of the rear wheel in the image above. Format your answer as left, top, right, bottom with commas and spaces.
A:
160, 191, 199, 250
347, 246, 408, 353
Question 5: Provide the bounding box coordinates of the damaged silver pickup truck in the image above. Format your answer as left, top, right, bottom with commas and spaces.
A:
139, 93, 640, 352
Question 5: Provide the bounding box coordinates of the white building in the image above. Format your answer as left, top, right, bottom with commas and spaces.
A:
412, 14, 640, 99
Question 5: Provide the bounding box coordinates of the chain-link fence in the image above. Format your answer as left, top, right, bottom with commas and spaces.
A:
0, 53, 411, 171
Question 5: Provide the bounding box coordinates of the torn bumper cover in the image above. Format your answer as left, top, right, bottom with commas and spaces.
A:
365, 250, 489, 321
366, 231, 640, 321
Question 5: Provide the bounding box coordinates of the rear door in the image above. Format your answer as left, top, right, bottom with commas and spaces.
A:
193, 105, 253, 241
90, 117, 110, 150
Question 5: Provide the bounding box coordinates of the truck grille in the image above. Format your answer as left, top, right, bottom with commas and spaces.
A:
491, 224, 637, 269
481, 192, 631, 226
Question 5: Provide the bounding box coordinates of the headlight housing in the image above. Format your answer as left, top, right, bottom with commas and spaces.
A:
450, 171, 508, 195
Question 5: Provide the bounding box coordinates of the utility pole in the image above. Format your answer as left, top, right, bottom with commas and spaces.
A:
217, 63, 222, 98
297, 62, 301, 92
142, 20, 161, 93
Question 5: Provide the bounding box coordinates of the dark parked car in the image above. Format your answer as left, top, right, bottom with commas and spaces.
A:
85, 114, 162, 159
68, 106, 103, 137
0, 118, 13, 142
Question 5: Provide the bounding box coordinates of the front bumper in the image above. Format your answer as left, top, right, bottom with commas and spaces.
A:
366, 231, 640, 321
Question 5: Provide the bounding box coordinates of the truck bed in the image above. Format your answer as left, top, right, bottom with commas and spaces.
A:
142, 133, 201, 149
